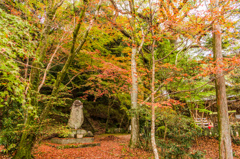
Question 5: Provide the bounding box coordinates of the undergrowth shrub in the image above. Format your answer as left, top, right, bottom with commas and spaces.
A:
157, 109, 203, 158
140, 108, 204, 158
0, 8, 36, 155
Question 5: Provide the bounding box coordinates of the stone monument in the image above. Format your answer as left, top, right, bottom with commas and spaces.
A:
67, 100, 93, 139
51, 100, 94, 144
68, 100, 84, 129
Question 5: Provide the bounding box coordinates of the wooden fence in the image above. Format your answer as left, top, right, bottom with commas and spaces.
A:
201, 125, 240, 138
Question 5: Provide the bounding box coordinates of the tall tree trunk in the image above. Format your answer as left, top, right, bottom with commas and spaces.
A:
14, 2, 65, 159
151, 45, 159, 158
105, 100, 113, 133
130, 37, 139, 148
149, 0, 159, 156
129, 0, 139, 148
213, 23, 233, 159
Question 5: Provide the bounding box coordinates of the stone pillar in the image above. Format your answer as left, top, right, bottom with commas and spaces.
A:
68, 100, 84, 129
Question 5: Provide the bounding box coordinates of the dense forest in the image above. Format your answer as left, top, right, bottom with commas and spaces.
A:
0, 0, 240, 158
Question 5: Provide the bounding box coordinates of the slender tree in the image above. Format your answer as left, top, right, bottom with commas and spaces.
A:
149, 0, 159, 157
14, 1, 66, 158
213, 1, 233, 158
150, 40, 159, 158
128, 0, 140, 148
107, 0, 146, 147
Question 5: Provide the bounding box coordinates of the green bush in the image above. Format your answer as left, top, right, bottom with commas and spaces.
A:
0, 112, 24, 154
156, 109, 203, 158
0, 8, 36, 154
140, 108, 203, 158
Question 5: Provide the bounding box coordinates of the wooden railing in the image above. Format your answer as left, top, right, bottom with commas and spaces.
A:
195, 118, 211, 128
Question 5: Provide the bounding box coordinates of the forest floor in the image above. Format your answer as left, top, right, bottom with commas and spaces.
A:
191, 136, 240, 159
1, 135, 240, 158
33, 134, 153, 159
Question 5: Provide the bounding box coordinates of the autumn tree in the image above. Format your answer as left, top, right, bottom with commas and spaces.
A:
106, 0, 146, 148
212, 0, 234, 158
107, 0, 197, 154
81, 53, 131, 132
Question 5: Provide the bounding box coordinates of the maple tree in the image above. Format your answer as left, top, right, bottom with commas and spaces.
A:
211, 0, 236, 158
105, 0, 144, 148
81, 53, 131, 132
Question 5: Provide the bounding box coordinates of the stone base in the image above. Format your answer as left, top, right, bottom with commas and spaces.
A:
68, 129, 93, 138
51, 137, 94, 144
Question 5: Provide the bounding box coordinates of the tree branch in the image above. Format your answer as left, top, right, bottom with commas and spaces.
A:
156, 79, 214, 99
156, 41, 185, 62
109, 0, 130, 14
38, 34, 66, 92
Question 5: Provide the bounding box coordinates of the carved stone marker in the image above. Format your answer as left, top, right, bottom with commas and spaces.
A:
51, 100, 95, 144
68, 100, 84, 129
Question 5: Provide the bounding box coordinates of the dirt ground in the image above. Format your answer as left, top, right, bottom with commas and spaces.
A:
1, 135, 240, 159
33, 134, 153, 159
191, 136, 240, 159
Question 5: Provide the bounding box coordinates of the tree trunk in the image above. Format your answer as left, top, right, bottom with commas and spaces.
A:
129, 0, 139, 148
164, 122, 167, 141
213, 23, 233, 159
85, 116, 95, 133
14, 3, 65, 158
105, 100, 113, 133
151, 47, 159, 158
130, 38, 139, 148
105, 107, 110, 133
149, 0, 158, 153
119, 113, 126, 129
13, 119, 36, 159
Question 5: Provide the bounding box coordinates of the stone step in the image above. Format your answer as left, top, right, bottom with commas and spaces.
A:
51, 137, 94, 144
46, 142, 100, 149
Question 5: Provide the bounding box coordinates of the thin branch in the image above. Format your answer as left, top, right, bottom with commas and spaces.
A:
0, 51, 57, 73
53, 0, 65, 11
156, 40, 185, 62
72, 0, 76, 28
24, 55, 29, 80
38, 34, 66, 92
137, 26, 149, 53
109, 0, 130, 14
105, 14, 131, 39
74, 0, 103, 54
155, 79, 215, 99
175, 41, 193, 65
65, 70, 94, 87
142, 82, 165, 104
